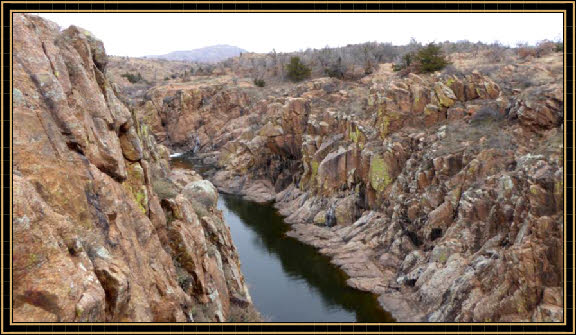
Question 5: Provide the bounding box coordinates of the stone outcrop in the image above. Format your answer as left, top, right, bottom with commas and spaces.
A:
137, 44, 564, 323
12, 14, 256, 322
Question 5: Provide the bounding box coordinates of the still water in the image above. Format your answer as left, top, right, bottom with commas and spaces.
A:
219, 194, 394, 322
171, 156, 393, 322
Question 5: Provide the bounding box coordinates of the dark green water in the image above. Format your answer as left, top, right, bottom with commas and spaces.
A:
172, 155, 394, 322
220, 194, 394, 322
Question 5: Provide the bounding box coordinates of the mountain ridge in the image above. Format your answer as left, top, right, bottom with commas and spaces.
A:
146, 44, 248, 63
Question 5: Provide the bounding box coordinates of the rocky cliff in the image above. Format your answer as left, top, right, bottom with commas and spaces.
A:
138, 51, 564, 321
12, 14, 257, 322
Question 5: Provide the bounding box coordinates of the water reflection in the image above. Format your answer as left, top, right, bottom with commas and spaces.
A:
220, 194, 394, 322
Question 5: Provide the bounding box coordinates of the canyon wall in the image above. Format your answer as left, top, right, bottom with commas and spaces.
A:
140, 54, 564, 321
12, 14, 256, 322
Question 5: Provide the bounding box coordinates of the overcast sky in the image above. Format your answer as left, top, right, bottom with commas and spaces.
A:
35, 13, 563, 57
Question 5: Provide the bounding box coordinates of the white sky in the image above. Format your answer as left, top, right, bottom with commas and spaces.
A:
35, 13, 563, 57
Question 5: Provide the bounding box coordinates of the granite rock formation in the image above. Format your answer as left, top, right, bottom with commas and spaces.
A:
12, 14, 256, 322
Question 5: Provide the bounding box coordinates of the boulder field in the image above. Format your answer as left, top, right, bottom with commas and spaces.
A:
138, 52, 564, 321
12, 14, 257, 322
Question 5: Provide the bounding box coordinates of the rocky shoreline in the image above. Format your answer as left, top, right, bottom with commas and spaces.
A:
191, 168, 423, 321
12, 12, 564, 323
145, 60, 564, 322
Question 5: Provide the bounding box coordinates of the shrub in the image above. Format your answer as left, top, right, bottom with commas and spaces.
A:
392, 53, 415, 72
555, 42, 563, 53
414, 43, 450, 73
253, 78, 266, 87
324, 58, 345, 78
470, 106, 504, 126
393, 43, 449, 74
121, 72, 143, 83
227, 304, 261, 322
517, 47, 537, 59
324, 67, 343, 78
535, 40, 557, 57
285, 56, 311, 82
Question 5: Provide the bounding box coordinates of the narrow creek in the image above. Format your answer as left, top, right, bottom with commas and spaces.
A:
172, 156, 394, 322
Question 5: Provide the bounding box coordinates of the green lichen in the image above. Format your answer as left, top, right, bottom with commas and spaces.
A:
433, 247, 449, 263
379, 112, 400, 138
310, 160, 319, 181
369, 155, 392, 192
438, 252, 448, 263
301, 160, 319, 190
530, 184, 539, 195
446, 78, 455, 87
554, 180, 563, 195
348, 125, 365, 149
424, 105, 438, 116
140, 124, 149, 137
437, 93, 454, 108
349, 126, 359, 143
135, 189, 147, 214
28, 253, 38, 266
76, 306, 83, 318
367, 95, 375, 106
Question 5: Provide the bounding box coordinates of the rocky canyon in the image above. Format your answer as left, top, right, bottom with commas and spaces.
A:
12, 14, 257, 322
12, 13, 564, 323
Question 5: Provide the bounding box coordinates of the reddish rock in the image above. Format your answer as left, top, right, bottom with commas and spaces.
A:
12, 14, 254, 322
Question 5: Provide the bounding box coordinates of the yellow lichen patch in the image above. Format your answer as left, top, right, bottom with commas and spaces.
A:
378, 110, 401, 139
310, 160, 319, 181
349, 126, 359, 143
122, 162, 148, 215
134, 188, 148, 214
554, 180, 563, 195
348, 124, 365, 149
301, 160, 319, 190
369, 155, 392, 193
434, 82, 456, 108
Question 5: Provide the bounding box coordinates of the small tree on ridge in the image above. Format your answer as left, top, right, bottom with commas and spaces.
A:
286, 56, 311, 82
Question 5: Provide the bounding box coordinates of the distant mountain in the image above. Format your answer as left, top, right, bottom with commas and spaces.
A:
146, 45, 248, 63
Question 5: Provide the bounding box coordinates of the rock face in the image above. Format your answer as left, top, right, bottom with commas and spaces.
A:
12, 14, 256, 322
138, 43, 564, 322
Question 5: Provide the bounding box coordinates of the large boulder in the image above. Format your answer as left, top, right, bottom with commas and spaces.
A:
183, 180, 219, 208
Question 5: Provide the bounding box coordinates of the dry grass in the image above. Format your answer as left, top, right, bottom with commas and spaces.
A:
227, 304, 262, 322
435, 120, 517, 157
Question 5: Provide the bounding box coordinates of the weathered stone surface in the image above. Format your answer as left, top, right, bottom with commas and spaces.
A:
183, 180, 219, 208
111, 27, 563, 323
434, 82, 456, 108
13, 14, 255, 323
514, 85, 563, 131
